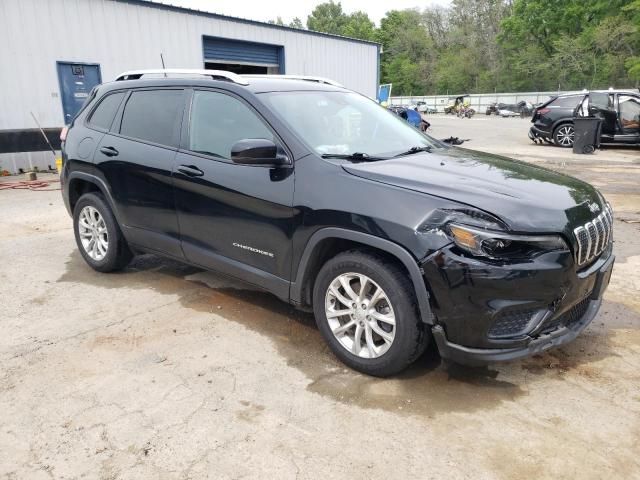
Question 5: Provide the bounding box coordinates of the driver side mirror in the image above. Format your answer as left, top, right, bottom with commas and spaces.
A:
230, 139, 289, 166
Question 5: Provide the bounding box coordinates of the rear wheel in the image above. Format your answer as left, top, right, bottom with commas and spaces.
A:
553, 124, 575, 147
73, 193, 132, 272
313, 251, 429, 377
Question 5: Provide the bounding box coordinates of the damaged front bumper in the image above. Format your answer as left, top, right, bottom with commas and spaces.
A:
422, 245, 615, 366
432, 296, 602, 365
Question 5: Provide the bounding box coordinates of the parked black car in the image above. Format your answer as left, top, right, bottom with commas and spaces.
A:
486, 101, 534, 116
61, 69, 615, 376
529, 90, 640, 147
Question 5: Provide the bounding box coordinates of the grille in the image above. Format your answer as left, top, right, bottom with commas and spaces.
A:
573, 204, 613, 266
540, 295, 592, 333
488, 307, 539, 338
565, 296, 592, 325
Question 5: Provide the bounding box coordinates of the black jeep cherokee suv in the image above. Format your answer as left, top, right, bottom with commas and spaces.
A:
61, 69, 615, 377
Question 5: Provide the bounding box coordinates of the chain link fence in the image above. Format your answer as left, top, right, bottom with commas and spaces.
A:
390, 90, 586, 113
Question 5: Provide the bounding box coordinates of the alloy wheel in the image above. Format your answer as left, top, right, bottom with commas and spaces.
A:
325, 273, 396, 359
556, 125, 575, 146
78, 206, 109, 261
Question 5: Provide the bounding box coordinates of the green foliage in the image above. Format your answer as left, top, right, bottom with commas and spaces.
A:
289, 17, 304, 29
342, 11, 375, 41
307, 1, 347, 35
268, 16, 285, 26
377, 9, 434, 95
274, 0, 639, 94
306, 1, 376, 41
499, 0, 638, 91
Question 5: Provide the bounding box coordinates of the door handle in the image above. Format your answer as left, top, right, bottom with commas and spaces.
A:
177, 165, 204, 177
99, 146, 119, 157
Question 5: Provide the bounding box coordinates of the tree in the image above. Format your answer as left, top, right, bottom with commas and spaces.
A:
302, 0, 639, 95
268, 17, 305, 29
377, 10, 434, 95
306, 2, 375, 41
499, 0, 639, 90
268, 16, 285, 26
289, 17, 304, 29
307, 1, 348, 35
343, 11, 375, 41
623, 0, 640, 83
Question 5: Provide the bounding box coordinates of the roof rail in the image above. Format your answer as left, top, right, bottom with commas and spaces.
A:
242, 74, 344, 87
115, 69, 249, 85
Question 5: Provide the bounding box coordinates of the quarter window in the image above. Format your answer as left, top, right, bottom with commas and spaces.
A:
88, 92, 125, 130
189, 90, 275, 159
550, 96, 582, 108
119, 90, 184, 147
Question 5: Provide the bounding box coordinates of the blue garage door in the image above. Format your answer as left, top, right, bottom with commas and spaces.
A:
203, 36, 284, 72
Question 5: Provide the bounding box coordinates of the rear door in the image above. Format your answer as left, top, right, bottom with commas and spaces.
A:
95, 88, 186, 257
587, 92, 617, 135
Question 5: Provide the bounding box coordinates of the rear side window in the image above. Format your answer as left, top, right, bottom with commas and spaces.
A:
88, 92, 125, 130
550, 96, 582, 108
119, 90, 184, 147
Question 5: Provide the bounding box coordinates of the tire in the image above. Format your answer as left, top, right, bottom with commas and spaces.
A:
312, 250, 429, 377
73, 192, 133, 272
553, 123, 575, 148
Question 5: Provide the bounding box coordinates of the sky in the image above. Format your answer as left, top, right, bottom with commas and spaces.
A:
151, 0, 452, 25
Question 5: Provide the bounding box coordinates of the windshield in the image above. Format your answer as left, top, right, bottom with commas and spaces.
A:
259, 91, 438, 158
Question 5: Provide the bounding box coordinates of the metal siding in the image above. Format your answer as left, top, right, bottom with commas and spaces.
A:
203, 37, 281, 66
0, 0, 378, 172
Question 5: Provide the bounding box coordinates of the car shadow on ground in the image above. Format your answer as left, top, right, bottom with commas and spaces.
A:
58, 252, 627, 417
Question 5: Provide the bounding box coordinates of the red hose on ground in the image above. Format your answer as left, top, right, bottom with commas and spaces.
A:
0, 179, 61, 191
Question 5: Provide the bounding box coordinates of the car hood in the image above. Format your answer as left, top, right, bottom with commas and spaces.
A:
341, 147, 603, 233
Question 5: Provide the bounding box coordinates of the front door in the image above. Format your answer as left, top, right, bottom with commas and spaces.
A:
173, 89, 295, 298
617, 94, 640, 139
56, 62, 102, 123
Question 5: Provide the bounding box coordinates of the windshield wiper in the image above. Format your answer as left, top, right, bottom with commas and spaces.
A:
393, 146, 432, 157
320, 152, 385, 162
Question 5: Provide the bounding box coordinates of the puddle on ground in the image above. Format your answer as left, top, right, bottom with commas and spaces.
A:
57, 250, 637, 417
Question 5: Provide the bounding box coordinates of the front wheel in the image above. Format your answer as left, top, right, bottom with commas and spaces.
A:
313, 251, 429, 377
553, 124, 575, 148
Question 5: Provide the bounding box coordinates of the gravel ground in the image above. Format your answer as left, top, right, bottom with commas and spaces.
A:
1, 117, 639, 479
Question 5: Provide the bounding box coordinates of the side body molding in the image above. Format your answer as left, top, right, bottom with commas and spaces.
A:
290, 228, 434, 324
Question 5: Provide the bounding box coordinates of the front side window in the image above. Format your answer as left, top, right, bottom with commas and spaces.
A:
119, 90, 184, 147
260, 91, 436, 157
618, 95, 640, 130
88, 91, 125, 130
189, 90, 275, 159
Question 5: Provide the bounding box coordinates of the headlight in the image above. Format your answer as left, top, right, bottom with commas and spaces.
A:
448, 223, 568, 260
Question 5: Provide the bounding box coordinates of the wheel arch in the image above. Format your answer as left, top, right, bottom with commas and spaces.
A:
67, 172, 121, 222
552, 118, 574, 133
290, 228, 434, 324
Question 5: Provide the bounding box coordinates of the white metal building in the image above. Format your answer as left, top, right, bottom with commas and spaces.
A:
0, 0, 380, 173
